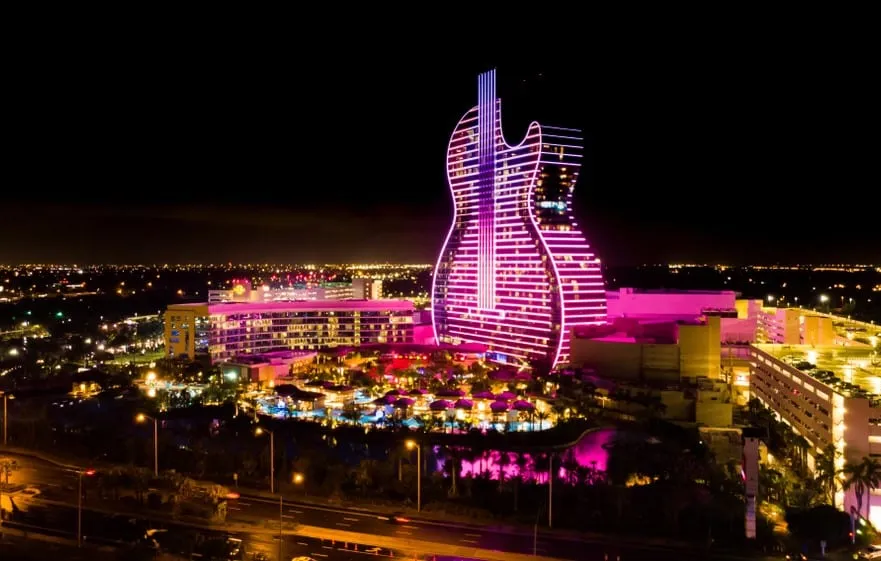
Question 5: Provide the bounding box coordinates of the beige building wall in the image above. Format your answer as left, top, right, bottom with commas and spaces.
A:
760, 308, 801, 344
164, 304, 208, 359
803, 315, 835, 346
678, 316, 721, 380
735, 299, 762, 320
696, 401, 733, 426
570, 339, 645, 380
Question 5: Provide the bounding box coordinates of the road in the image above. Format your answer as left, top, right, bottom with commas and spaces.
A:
3, 454, 718, 560
3, 505, 410, 560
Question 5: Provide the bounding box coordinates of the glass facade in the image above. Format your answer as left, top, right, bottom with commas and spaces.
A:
207, 308, 413, 361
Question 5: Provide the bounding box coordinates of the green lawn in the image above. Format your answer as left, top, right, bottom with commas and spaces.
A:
108, 349, 165, 365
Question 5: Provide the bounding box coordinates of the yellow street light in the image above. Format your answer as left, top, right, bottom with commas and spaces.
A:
135, 413, 158, 476
255, 426, 275, 493
1, 391, 14, 446
405, 440, 421, 512
293, 473, 304, 484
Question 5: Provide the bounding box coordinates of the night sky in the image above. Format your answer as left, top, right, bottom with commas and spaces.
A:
3, 26, 878, 266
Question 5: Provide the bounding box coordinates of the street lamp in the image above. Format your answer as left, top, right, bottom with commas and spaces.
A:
278, 492, 284, 561
405, 440, 421, 512
78, 468, 96, 547
135, 413, 159, 477
548, 453, 555, 528
255, 426, 275, 494
1, 391, 13, 446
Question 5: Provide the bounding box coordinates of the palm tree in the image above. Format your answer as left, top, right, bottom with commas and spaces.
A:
340, 402, 360, 424
789, 434, 810, 476
535, 410, 550, 431
813, 444, 838, 505
443, 446, 463, 497
759, 467, 787, 504
513, 452, 528, 511
497, 451, 512, 489
843, 456, 881, 522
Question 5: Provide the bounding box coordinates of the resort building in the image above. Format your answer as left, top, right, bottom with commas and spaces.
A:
164, 299, 415, 362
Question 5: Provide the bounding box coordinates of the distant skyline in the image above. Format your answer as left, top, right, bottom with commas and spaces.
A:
3, 30, 878, 265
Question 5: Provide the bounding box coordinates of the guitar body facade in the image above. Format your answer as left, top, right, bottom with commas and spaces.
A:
432, 70, 606, 367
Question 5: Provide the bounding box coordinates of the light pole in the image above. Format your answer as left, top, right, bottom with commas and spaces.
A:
78, 468, 96, 547
255, 426, 275, 494
136, 413, 159, 477
1, 391, 14, 446
278, 493, 283, 561
405, 440, 421, 512
548, 453, 554, 529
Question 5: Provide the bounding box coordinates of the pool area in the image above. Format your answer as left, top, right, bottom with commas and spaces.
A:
244, 385, 558, 434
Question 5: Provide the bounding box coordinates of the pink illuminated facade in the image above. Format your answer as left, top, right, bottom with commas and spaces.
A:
432, 69, 606, 367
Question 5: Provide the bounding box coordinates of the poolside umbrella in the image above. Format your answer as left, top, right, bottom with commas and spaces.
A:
512, 400, 535, 411
454, 398, 473, 410
394, 397, 415, 408
471, 390, 495, 400
429, 400, 453, 411
490, 401, 509, 413
497, 391, 517, 400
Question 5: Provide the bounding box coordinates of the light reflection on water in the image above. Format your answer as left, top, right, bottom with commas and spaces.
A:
433, 428, 616, 483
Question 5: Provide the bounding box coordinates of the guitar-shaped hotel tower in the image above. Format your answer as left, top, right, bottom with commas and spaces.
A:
432, 69, 606, 368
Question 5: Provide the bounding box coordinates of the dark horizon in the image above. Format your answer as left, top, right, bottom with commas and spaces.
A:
3, 31, 878, 266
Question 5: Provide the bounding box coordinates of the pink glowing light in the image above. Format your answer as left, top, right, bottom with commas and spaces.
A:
432, 69, 606, 367
436, 429, 615, 483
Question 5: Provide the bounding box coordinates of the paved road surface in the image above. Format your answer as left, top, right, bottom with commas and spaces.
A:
3, 453, 715, 561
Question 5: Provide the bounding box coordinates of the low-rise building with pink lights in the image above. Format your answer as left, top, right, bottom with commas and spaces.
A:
606, 287, 757, 344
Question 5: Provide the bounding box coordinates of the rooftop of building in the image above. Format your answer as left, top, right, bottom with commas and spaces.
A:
608, 287, 738, 296
227, 349, 317, 365
168, 299, 414, 313
753, 343, 881, 399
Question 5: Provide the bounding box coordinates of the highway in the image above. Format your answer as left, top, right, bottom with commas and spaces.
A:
3, 453, 706, 560
3, 505, 409, 560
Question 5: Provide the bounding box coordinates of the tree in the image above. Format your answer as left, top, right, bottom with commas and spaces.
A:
813, 444, 838, 505
340, 402, 360, 424
842, 456, 881, 522
0, 458, 19, 485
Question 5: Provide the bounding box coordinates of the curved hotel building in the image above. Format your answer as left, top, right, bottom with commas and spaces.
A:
432, 70, 606, 368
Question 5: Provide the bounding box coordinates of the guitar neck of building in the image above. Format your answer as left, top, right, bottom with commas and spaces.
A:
477, 69, 497, 311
